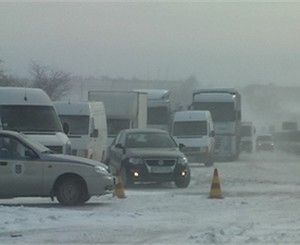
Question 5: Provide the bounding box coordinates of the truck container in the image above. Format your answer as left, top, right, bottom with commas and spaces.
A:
88, 90, 147, 145
134, 89, 171, 132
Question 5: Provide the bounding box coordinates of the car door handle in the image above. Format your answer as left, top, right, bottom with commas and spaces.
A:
0, 161, 8, 166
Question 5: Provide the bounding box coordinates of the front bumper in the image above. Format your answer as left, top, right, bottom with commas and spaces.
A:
125, 163, 189, 183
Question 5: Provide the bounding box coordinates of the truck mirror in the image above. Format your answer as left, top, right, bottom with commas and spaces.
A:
91, 129, 99, 138
210, 130, 215, 137
63, 122, 70, 135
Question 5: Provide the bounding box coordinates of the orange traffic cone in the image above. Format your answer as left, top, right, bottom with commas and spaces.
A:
114, 170, 126, 199
209, 168, 223, 199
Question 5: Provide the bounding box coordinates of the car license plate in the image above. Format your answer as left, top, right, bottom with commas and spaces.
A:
151, 166, 173, 173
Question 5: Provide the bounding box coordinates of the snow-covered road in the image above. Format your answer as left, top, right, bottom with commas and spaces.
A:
1, 150, 300, 244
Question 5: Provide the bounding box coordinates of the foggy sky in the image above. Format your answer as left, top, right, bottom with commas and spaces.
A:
1, 2, 300, 87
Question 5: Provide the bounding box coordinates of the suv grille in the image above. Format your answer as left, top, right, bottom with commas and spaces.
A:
144, 159, 176, 167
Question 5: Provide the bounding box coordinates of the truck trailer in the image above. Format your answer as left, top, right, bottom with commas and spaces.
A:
88, 90, 148, 145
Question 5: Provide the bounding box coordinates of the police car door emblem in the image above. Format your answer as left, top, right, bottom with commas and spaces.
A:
14, 163, 23, 175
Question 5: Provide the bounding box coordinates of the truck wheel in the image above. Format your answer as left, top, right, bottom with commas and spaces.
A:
174, 167, 191, 188
56, 177, 86, 206
204, 156, 214, 167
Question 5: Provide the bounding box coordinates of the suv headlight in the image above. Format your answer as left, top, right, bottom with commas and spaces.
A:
129, 157, 143, 165
94, 166, 108, 175
178, 156, 188, 165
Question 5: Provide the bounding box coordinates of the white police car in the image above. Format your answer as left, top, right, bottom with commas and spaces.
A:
0, 130, 114, 206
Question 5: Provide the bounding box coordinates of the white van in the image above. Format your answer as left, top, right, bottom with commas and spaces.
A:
54, 101, 108, 162
0, 87, 71, 154
171, 110, 215, 166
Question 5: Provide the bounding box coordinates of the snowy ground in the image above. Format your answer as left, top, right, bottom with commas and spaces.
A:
1, 150, 300, 244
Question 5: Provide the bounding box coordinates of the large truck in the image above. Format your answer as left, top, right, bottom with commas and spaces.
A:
190, 88, 242, 161
88, 90, 147, 145
240, 121, 256, 153
0, 87, 71, 154
134, 89, 171, 132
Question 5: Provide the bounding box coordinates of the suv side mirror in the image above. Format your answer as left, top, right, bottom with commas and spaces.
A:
115, 143, 125, 154
179, 143, 185, 151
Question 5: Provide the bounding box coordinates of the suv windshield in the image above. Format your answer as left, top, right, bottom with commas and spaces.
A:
125, 132, 177, 148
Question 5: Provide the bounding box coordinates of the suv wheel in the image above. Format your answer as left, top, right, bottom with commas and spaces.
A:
174, 167, 191, 188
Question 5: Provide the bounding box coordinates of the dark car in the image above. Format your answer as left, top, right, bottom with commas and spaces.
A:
107, 128, 190, 188
256, 134, 274, 152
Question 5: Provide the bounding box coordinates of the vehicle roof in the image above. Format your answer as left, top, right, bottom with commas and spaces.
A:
0, 130, 21, 137
193, 88, 239, 95
0, 87, 52, 105
134, 89, 170, 100
173, 110, 211, 121
120, 128, 169, 134
54, 101, 104, 115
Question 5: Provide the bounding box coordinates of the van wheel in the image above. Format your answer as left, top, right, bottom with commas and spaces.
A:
56, 177, 86, 206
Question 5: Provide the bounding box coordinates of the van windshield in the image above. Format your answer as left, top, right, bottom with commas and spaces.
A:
59, 115, 89, 135
1, 105, 63, 132
173, 121, 207, 137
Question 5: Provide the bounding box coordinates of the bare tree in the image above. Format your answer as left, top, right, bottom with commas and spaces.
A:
29, 60, 72, 100
0, 59, 23, 87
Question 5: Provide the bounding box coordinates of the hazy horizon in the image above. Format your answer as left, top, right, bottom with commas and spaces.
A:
1, 2, 300, 87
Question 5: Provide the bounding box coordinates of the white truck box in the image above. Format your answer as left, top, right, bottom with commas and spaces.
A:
88, 90, 147, 145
